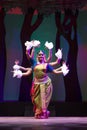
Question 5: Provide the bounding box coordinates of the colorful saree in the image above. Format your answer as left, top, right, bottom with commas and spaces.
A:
31, 63, 53, 118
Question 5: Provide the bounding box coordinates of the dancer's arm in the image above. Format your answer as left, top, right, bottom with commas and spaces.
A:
52, 69, 62, 74
55, 66, 62, 71
12, 67, 32, 78
49, 58, 60, 66
46, 49, 52, 63
52, 63, 69, 76
22, 68, 32, 76
19, 66, 32, 71
47, 64, 62, 74
26, 47, 35, 60
49, 48, 62, 66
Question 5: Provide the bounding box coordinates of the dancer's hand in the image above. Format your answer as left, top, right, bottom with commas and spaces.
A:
45, 41, 54, 50
25, 41, 33, 50
12, 70, 22, 78
55, 49, 62, 60
13, 64, 20, 70
32, 40, 40, 47
61, 62, 69, 76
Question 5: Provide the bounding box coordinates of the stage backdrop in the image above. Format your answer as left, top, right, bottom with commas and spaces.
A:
3, 11, 87, 102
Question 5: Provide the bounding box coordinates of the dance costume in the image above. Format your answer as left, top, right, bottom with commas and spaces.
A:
30, 58, 53, 118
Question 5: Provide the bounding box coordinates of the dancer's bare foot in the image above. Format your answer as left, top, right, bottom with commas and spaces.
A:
40, 110, 50, 119
35, 114, 42, 119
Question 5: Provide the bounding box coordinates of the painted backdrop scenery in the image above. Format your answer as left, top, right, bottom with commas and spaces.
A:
3, 10, 87, 102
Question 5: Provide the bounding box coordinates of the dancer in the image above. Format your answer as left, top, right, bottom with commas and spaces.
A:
12, 40, 69, 119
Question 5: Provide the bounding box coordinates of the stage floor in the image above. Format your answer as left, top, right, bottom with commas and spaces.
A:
0, 117, 87, 130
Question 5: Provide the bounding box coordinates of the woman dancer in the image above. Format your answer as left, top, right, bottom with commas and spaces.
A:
12, 41, 69, 119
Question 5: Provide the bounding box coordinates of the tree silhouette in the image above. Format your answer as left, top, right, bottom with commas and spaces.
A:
55, 9, 82, 102
0, 8, 6, 101
0, 0, 86, 102
19, 8, 43, 101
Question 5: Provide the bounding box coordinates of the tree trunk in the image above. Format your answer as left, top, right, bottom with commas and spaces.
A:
55, 9, 82, 102
19, 8, 43, 101
0, 8, 6, 101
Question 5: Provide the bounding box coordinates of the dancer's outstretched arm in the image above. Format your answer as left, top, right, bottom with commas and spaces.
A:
44, 41, 53, 63
46, 49, 52, 63
55, 66, 62, 71
49, 48, 62, 66
52, 69, 63, 74
52, 63, 69, 76
26, 47, 35, 60
22, 68, 32, 76
20, 66, 32, 71
12, 67, 32, 78
25, 40, 40, 60
49, 58, 60, 66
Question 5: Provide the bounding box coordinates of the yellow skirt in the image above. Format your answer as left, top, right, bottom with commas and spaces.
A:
31, 76, 53, 117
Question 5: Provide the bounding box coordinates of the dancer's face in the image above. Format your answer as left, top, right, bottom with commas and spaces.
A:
37, 51, 45, 63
